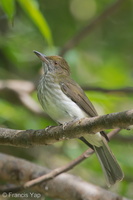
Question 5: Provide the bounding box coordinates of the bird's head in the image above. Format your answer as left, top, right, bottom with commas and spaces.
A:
34, 50, 70, 76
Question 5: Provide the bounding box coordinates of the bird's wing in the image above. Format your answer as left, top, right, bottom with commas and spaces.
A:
60, 79, 109, 142
59, 79, 98, 117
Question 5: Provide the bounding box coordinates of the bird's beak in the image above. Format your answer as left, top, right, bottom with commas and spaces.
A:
33, 50, 49, 64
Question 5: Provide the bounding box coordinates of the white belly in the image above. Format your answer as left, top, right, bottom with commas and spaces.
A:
39, 83, 88, 123
38, 81, 102, 147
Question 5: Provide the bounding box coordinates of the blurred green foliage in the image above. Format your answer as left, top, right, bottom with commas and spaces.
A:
0, 0, 133, 199
0, 0, 15, 22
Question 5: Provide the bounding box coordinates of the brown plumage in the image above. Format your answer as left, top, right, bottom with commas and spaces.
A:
34, 50, 124, 186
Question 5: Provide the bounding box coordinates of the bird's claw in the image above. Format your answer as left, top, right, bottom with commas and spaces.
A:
45, 125, 55, 131
62, 122, 69, 130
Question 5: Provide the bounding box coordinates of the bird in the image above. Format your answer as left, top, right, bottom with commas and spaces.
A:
34, 50, 124, 186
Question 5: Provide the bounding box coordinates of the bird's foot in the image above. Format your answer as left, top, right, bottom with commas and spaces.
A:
45, 125, 56, 131
62, 122, 69, 130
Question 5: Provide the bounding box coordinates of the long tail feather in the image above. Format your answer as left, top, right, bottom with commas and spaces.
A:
94, 141, 124, 187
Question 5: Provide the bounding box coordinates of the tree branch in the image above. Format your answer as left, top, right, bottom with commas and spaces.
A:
82, 86, 133, 94
1, 80, 133, 99
0, 80, 34, 93
0, 153, 130, 200
0, 80, 48, 118
0, 109, 132, 148
60, 0, 125, 56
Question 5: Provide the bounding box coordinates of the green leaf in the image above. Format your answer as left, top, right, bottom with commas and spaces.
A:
0, 0, 15, 22
18, 0, 53, 46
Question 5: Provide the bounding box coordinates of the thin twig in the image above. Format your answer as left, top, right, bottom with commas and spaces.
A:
83, 86, 133, 94
107, 128, 122, 139
24, 149, 93, 188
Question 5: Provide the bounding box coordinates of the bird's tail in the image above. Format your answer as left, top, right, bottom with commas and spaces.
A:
94, 140, 124, 187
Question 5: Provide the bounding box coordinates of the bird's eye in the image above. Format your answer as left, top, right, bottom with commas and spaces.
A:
54, 61, 58, 65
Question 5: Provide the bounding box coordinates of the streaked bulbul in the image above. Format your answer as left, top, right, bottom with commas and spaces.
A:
34, 50, 124, 186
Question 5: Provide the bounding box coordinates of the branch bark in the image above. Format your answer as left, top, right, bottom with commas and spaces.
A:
0, 153, 130, 200
0, 109, 133, 148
